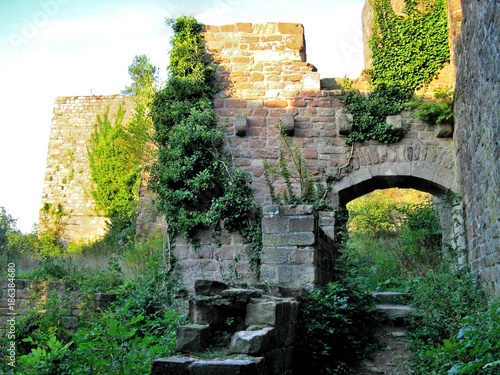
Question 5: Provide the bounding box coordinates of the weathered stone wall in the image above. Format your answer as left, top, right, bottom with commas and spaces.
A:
172, 230, 257, 294
0, 280, 116, 328
39, 95, 134, 243
261, 205, 337, 288
454, 0, 500, 297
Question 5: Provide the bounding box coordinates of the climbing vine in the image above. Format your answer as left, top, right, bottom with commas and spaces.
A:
369, 0, 450, 92
343, 0, 450, 144
149, 17, 261, 268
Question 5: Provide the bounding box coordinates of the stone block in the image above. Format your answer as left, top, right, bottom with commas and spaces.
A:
262, 216, 287, 234
189, 297, 221, 325
92, 293, 116, 308
230, 327, 274, 354
386, 115, 402, 128
280, 205, 314, 216
262, 232, 316, 247
194, 280, 228, 296
152, 357, 194, 375
280, 113, 295, 135
262, 205, 280, 217
175, 324, 211, 353
220, 288, 263, 305
336, 112, 353, 135
261, 246, 290, 264
435, 123, 454, 138
235, 114, 248, 136
288, 216, 315, 232
246, 300, 280, 326
190, 357, 265, 375
260, 264, 278, 284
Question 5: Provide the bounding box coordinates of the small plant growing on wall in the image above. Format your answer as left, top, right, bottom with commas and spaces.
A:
263, 125, 333, 210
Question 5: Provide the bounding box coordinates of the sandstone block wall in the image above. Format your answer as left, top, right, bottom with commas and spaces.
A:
0, 280, 116, 328
172, 230, 257, 294
261, 205, 337, 288
205, 22, 320, 101
39, 95, 134, 243
454, 0, 500, 297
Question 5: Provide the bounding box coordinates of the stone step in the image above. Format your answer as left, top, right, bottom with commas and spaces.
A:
376, 304, 413, 319
372, 292, 409, 304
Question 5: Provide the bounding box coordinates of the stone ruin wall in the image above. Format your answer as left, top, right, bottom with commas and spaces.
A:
453, 0, 499, 297
39, 95, 135, 243
39, 0, 499, 297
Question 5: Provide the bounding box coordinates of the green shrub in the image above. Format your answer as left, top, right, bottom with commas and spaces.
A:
343, 84, 410, 144
296, 280, 382, 374
408, 264, 489, 374
414, 88, 454, 125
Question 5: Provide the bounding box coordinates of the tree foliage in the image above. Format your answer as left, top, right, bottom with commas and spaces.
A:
87, 106, 142, 238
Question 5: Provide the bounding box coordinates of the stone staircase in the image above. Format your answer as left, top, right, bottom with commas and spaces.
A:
359, 292, 414, 375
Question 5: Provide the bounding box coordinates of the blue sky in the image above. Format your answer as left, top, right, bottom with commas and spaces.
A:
0, 0, 365, 232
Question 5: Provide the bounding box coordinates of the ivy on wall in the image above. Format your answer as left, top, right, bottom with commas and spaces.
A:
343, 0, 450, 144
149, 17, 261, 268
369, 0, 450, 93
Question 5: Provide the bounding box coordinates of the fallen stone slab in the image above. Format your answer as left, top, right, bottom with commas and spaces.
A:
152, 356, 195, 375
230, 327, 274, 354
176, 324, 211, 353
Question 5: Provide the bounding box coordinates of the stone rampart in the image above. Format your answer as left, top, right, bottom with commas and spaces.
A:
39, 95, 134, 243
454, 0, 500, 297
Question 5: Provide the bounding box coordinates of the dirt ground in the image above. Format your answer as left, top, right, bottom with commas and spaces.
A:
358, 325, 413, 375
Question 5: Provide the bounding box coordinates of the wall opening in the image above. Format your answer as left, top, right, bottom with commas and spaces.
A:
332, 176, 465, 291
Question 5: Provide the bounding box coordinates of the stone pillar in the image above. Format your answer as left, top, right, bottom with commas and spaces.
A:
261, 205, 335, 288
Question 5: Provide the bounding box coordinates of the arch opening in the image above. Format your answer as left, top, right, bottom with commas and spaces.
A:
330, 175, 466, 291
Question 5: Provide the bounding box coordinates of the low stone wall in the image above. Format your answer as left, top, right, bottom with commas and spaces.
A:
153, 280, 299, 375
171, 230, 258, 294
261, 205, 337, 288
0, 280, 115, 328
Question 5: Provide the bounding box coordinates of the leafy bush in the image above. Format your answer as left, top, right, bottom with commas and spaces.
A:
13, 262, 185, 375
343, 84, 410, 144
296, 280, 382, 374
150, 17, 260, 266
414, 88, 454, 125
444, 303, 500, 375
408, 264, 489, 374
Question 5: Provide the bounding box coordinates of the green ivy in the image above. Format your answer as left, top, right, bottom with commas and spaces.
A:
369, 0, 450, 92
342, 0, 450, 144
343, 84, 409, 144
149, 17, 261, 268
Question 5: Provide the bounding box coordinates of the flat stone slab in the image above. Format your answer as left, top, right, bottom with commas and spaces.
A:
372, 292, 408, 304
376, 304, 413, 319
191, 356, 265, 375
